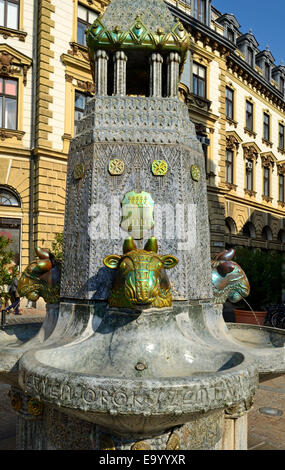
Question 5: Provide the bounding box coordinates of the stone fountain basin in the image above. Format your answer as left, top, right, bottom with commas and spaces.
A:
18, 306, 258, 434
0, 305, 59, 385
225, 323, 285, 381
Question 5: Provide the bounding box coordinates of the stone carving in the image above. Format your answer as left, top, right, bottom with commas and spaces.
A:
191, 164, 201, 182
109, 158, 125, 175
18, 247, 61, 304
27, 398, 44, 417
71, 96, 198, 150
73, 162, 85, 180
103, 237, 178, 308
152, 160, 168, 176
211, 249, 250, 304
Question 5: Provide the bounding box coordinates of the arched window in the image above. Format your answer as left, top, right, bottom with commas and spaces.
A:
242, 221, 256, 238
225, 217, 237, 235
261, 225, 273, 241
277, 229, 285, 243
0, 187, 21, 207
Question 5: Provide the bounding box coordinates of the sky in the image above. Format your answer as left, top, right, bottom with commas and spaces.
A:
212, 0, 285, 66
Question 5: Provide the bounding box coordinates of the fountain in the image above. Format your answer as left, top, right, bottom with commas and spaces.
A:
0, 0, 284, 451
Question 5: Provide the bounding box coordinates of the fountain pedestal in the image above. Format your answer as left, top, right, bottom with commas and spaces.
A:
0, 0, 284, 451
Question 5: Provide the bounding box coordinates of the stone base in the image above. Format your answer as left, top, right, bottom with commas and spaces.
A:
16, 401, 224, 450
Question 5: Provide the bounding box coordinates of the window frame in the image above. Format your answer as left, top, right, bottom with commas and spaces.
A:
245, 100, 253, 132
193, 0, 207, 24
192, 61, 207, 99
0, 76, 18, 130
263, 166, 270, 197
245, 159, 254, 191
248, 47, 254, 67
279, 174, 284, 203
74, 89, 91, 135
279, 123, 285, 150
0, 186, 21, 207
225, 86, 234, 120
280, 76, 285, 94
263, 112, 270, 141
264, 62, 270, 81
77, 3, 99, 46
226, 149, 234, 184
0, 0, 19, 30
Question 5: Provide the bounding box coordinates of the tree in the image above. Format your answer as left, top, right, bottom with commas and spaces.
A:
0, 235, 18, 306
51, 232, 63, 262
234, 247, 283, 311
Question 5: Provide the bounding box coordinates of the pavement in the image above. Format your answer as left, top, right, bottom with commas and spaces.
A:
0, 309, 284, 450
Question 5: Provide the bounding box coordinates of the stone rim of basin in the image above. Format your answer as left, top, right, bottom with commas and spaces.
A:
19, 348, 258, 417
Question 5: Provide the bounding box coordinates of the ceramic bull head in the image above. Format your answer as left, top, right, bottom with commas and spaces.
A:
104, 237, 178, 308
211, 249, 250, 304
18, 247, 61, 304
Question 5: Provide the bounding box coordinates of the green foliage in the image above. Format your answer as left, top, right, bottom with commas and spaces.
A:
51, 232, 63, 262
0, 235, 18, 304
234, 247, 283, 310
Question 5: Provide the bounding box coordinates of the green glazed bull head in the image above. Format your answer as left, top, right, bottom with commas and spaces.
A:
104, 237, 178, 308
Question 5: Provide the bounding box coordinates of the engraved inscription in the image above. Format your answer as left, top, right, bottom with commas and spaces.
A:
22, 371, 254, 413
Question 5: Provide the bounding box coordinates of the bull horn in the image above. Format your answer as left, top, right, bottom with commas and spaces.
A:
35, 247, 50, 260
215, 249, 235, 262
123, 237, 137, 253
32, 259, 53, 277
144, 237, 158, 253
217, 261, 235, 276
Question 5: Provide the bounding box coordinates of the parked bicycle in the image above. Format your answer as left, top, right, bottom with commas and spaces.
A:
264, 304, 285, 329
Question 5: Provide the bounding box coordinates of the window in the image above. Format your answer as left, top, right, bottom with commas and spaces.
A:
193, 0, 206, 23
279, 124, 284, 150
263, 113, 270, 141
226, 149, 234, 184
246, 159, 253, 191
263, 167, 270, 197
261, 226, 273, 241
227, 29, 234, 42
248, 48, 254, 67
74, 90, 91, 134
193, 62, 206, 98
225, 87, 234, 120
280, 77, 284, 94
0, 0, 19, 30
0, 77, 17, 130
245, 101, 253, 131
265, 62, 270, 81
77, 4, 98, 46
279, 174, 284, 202
0, 187, 20, 206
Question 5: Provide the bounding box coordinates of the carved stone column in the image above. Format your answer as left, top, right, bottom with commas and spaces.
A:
113, 51, 128, 96
222, 398, 254, 450
94, 50, 109, 96
149, 53, 163, 97
167, 52, 181, 97
9, 387, 45, 450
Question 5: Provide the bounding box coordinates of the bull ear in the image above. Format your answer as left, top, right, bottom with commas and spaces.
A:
104, 255, 121, 269
215, 249, 235, 261
161, 255, 179, 269
123, 237, 137, 254
144, 237, 158, 253
35, 247, 50, 260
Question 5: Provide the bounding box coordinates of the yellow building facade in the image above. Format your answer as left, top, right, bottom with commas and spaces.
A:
0, 0, 284, 271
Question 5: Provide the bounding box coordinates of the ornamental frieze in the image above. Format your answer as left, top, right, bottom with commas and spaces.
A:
243, 145, 259, 161
226, 135, 240, 150
261, 154, 275, 169
277, 162, 285, 175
